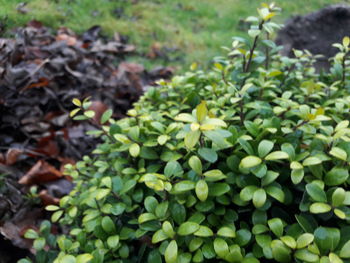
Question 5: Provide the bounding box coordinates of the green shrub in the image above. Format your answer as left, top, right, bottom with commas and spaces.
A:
23, 3, 350, 263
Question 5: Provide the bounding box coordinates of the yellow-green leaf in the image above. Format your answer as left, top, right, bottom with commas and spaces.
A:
165, 240, 178, 263
330, 147, 347, 161
265, 151, 289, 161
240, 156, 262, 168
196, 101, 208, 123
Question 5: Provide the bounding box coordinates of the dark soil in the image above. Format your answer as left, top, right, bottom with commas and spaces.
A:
276, 4, 350, 70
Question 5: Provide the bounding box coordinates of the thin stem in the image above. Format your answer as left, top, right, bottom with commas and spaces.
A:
244, 20, 264, 73
265, 32, 270, 70
341, 52, 348, 88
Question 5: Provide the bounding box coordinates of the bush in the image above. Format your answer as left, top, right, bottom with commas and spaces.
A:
23, 3, 350, 263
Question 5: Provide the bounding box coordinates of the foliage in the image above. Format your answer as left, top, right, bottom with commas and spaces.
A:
23, 3, 350, 263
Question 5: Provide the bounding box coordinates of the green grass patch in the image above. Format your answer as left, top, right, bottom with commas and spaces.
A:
0, 0, 344, 71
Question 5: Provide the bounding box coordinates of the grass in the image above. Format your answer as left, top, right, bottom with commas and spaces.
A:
0, 0, 346, 71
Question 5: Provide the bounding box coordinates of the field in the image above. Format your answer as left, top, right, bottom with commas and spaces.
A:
0, 0, 345, 69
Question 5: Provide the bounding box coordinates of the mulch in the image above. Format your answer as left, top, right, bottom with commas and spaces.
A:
0, 21, 173, 261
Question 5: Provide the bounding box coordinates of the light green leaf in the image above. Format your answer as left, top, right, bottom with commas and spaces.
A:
195, 180, 208, 202
303, 157, 322, 166
214, 238, 229, 258
332, 188, 345, 207
196, 101, 208, 122
185, 130, 201, 149
101, 109, 113, 124
330, 147, 347, 161
173, 180, 195, 192
129, 143, 140, 157
107, 235, 120, 248
309, 203, 332, 214
189, 156, 202, 174
76, 254, 93, 263
258, 140, 274, 158
194, 226, 214, 237
306, 183, 327, 202
240, 156, 262, 168
340, 240, 350, 258
253, 188, 266, 208
175, 113, 196, 123
217, 226, 236, 238
296, 233, 314, 249
265, 151, 289, 161
165, 240, 178, 263
178, 222, 200, 236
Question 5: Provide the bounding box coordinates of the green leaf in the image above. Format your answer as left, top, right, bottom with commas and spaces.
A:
306, 183, 327, 202
178, 222, 200, 236
266, 185, 285, 203
72, 98, 81, 107
214, 238, 229, 258
189, 156, 202, 174
147, 250, 162, 263
208, 183, 230, 196
217, 226, 236, 238
268, 218, 284, 237
196, 101, 208, 122
294, 249, 319, 262
158, 135, 168, 145
174, 180, 195, 192
195, 180, 208, 202
203, 169, 226, 180
152, 229, 168, 244
332, 188, 346, 206
194, 225, 213, 237
303, 157, 322, 166
165, 240, 178, 263
340, 240, 350, 258
314, 227, 340, 252
24, 229, 39, 239
185, 130, 201, 149
248, 29, 261, 38
253, 188, 266, 208
235, 229, 252, 246
84, 110, 95, 118
138, 213, 157, 224
60, 255, 76, 263
240, 185, 259, 201
76, 254, 93, 263
240, 156, 262, 168
330, 147, 347, 161
189, 237, 204, 252
324, 167, 349, 186
261, 171, 279, 186
280, 236, 296, 249
107, 235, 120, 248
102, 216, 116, 233
265, 151, 289, 161
310, 203, 332, 214
271, 240, 292, 262
198, 148, 218, 163
291, 169, 304, 184
296, 233, 314, 249
33, 237, 45, 250
175, 113, 196, 123
258, 140, 274, 158
129, 143, 140, 157
144, 197, 158, 213
101, 109, 113, 124
162, 221, 175, 238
